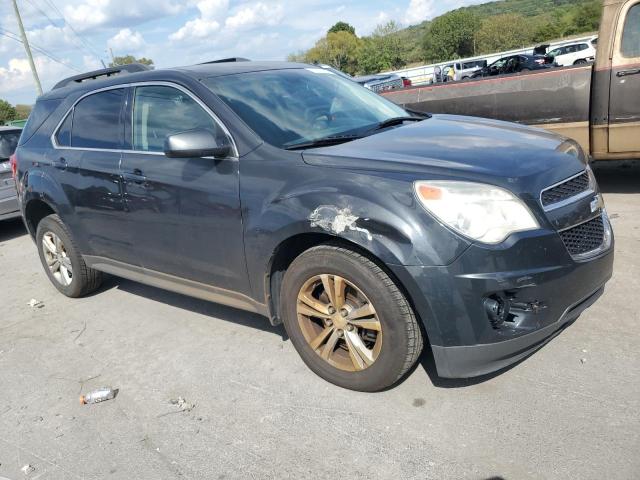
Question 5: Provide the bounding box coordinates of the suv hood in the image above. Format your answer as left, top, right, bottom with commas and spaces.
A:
302, 114, 586, 195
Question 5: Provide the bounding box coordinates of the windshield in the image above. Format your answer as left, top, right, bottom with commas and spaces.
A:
203, 68, 408, 149
0, 131, 21, 159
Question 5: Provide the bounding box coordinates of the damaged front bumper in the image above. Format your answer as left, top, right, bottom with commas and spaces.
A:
390, 227, 614, 379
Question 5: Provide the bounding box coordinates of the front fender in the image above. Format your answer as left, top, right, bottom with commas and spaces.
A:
241, 147, 470, 303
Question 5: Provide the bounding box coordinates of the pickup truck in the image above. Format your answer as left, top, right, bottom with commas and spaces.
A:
383, 0, 640, 161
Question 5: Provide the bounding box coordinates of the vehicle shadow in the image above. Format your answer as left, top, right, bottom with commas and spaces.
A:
593, 160, 640, 194
107, 275, 288, 340
0, 217, 27, 242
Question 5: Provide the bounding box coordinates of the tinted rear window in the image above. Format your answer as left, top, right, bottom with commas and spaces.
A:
18, 98, 62, 146
0, 131, 21, 159
72, 89, 124, 149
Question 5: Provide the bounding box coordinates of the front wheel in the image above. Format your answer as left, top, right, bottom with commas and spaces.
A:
281, 245, 423, 392
574, 59, 587, 65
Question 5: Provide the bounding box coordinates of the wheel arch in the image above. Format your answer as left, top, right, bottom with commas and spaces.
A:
265, 233, 430, 346
23, 197, 57, 239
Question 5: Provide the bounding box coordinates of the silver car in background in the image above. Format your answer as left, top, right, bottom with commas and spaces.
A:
0, 126, 21, 220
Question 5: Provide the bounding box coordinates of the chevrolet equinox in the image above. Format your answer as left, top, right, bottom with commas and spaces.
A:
12, 61, 614, 391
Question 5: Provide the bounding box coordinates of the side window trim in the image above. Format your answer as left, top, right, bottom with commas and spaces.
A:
50, 81, 238, 158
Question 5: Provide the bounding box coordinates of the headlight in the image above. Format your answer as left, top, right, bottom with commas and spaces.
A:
414, 181, 540, 244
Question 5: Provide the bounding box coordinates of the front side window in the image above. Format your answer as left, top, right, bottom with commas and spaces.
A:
203, 68, 407, 149
132, 85, 221, 152
72, 89, 124, 149
621, 3, 640, 58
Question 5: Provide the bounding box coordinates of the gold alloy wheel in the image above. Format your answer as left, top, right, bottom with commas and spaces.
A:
296, 274, 382, 372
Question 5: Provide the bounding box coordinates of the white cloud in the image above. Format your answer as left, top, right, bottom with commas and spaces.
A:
169, 0, 228, 41
404, 0, 434, 25
108, 28, 145, 53
225, 2, 284, 31
63, 0, 183, 31
170, 1, 284, 42
0, 56, 72, 94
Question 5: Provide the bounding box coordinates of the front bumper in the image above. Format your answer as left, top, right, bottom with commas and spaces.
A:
391, 226, 614, 378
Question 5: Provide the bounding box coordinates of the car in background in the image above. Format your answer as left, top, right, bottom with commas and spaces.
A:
472, 54, 554, 78
4, 119, 28, 128
547, 41, 597, 66
0, 126, 22, 220
442, 60, 487, 82
353, 73, 411, 93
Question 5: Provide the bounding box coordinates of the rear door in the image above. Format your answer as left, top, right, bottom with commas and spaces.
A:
55, 88, 134, 264
120, 83, 247, 293
609, 0, 640, 153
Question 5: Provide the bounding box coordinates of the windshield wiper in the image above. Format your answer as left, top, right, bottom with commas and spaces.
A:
365, 116, 425, 134
284, 134, 362, 151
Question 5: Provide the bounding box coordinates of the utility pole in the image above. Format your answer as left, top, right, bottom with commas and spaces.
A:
11, 0, 43, 96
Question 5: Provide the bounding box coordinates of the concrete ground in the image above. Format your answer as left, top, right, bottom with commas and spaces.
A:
0, 163, 638, 480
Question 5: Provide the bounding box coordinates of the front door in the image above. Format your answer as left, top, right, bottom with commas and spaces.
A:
120, 84, 248, 294
609, 1, 640, 153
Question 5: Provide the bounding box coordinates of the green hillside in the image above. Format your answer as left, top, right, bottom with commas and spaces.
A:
290, 0, 602, 74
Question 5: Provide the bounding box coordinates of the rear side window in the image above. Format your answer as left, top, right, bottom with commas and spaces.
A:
56, 112, 72, 147
18, 98, 62, 146
621, 3, 640, 58
132, 85, 220, 152
72, 89, 125, 149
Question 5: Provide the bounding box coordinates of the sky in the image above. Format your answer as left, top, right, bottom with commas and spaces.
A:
0, 0, 485, 106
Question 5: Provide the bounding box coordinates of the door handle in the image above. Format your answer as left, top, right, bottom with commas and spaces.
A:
122, 169, 147, 184
617, 68, 640, 77
52, 157, 67, 170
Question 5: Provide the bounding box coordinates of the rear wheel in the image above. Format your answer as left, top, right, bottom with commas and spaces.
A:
281, 244, 423, 392
36, 214, 102, 298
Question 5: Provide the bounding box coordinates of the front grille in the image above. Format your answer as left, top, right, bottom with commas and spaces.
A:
541, 171, 590, 207
560, 216, 605, 256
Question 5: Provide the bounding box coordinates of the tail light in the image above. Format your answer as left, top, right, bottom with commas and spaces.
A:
402, 77, 412, 87
9, 153, 17, 179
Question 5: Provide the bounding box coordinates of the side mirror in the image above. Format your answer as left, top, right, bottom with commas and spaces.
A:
164, 129, 231, 159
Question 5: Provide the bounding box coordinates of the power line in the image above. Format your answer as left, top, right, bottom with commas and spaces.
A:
0, 27, 83, 73
37, 0, 105, 63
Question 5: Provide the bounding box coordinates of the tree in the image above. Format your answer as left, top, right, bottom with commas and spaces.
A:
328, 21, 356, 36
15, 104, 32, 119
0, 100, 17, 124
109, 55, 154, 68
422, 10, 481, 63
475, 14, 534, 54
305, 31, 361, 74
357, 21, 408, 74
572, 0, 602, 33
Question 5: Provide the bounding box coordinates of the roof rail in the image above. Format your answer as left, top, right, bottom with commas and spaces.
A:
199, 57, 251, 65
52, 63, 151, 90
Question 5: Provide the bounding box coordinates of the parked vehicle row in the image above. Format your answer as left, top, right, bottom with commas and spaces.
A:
13, 57, 613, 391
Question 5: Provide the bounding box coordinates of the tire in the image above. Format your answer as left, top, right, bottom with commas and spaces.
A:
36, 214, 102, 298
574, 59, 587, 65
281, 244, 423, 392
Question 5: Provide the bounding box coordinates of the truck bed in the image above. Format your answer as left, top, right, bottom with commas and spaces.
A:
382, 65, 593, 148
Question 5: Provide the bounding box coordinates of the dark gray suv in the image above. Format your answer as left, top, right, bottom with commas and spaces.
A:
13, 61, 614, 391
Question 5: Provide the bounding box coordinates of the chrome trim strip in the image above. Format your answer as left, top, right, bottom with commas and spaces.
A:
540, 169, 593, 212
83, 255, 269, 316
49, 81, 239, 158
